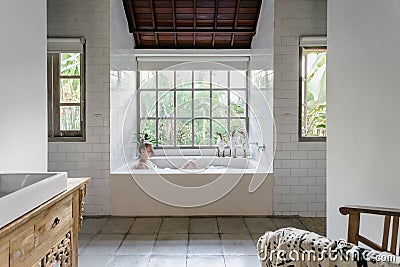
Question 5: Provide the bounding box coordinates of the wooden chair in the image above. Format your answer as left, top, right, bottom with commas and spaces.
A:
340, 205, 400, 256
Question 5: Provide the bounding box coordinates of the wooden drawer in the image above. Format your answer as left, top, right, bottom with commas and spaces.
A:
9, 224, 34, 267
0, 237, 9, 267
34, 195, 72, 248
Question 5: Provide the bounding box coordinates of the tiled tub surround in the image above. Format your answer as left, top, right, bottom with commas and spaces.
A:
79, 216, 326, 266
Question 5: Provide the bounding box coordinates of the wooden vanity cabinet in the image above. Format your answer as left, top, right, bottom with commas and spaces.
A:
0, 178, 89, 267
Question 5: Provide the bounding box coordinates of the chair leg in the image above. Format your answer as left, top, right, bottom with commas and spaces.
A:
348, 211, 360, 245
382, 215, 391, 251
391, 216, 399, 254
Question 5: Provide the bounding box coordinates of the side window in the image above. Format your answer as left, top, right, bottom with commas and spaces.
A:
299, 37, 327, 141
47, 38, 85, 141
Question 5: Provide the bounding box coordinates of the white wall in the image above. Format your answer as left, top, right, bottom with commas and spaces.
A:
249, 0, 274, 172
47, 0, 111, 215
273, 0, 327, 217
327, 0, 400, 240
0, 0, 48, 172
110, 0, 136, 172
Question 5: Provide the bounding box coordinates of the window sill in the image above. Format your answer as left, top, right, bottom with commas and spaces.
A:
298, 136, 326, 142
48, 136, 86, 142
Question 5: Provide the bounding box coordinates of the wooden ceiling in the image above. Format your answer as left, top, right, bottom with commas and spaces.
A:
122, 0, 262, 49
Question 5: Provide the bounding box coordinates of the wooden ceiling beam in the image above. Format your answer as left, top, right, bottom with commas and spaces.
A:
130, 29, 255, 33
122, 0, 141, 47
231, 0, 241, 47
254, 0, 262, 33
212, 0, 219, 48
172, 0, 177, 47
193, 0, 196, 47
149, 0, 159, 46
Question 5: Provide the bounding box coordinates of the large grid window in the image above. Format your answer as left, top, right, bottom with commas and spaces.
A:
139, 69, 248, 147
47, 38, 85, 142
299, 37, 327, 141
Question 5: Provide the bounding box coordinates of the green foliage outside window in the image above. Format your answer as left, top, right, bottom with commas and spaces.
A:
302, 49, 327, 137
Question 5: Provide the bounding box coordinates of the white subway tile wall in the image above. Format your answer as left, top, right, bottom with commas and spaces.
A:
47, 0, 110, 215
273, 0, 327, 217
46, 0, 326, 217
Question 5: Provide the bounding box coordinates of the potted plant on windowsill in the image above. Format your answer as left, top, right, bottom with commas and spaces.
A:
133, 129, 158, 156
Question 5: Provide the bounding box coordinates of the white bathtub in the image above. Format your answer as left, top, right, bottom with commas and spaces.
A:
114, 156, 270, 174
111, 156, 273, 216
0, 172, 67, 228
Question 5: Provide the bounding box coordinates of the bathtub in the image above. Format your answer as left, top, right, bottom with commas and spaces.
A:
111, 156, 274, 216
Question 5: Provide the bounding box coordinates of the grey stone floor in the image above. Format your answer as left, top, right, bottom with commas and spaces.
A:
78, 216, 326, 267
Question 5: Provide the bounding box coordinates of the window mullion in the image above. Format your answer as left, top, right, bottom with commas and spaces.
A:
245, 69, 249, 137
155, 71, 159, 145
303, 49, 308, 135
191, 70, 195, 147
209, 70, 213, 147
227, 70, 231, 142
47, 54, 54, 138
174, 71, 177, 147
53, 54, 61, 136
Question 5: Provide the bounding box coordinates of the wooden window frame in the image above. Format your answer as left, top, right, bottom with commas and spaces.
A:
48, 50, 86, 142
298, 46, 327, 142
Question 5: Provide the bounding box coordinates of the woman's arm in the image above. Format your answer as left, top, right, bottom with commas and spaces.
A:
137, 162, 149, 169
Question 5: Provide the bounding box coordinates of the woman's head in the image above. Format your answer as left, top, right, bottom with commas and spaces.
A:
138, 140, 154, 159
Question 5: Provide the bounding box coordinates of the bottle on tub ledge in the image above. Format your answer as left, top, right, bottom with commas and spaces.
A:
216, 132, 225, 157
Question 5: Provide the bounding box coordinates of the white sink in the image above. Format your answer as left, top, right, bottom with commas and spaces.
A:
0, 172, 67, 228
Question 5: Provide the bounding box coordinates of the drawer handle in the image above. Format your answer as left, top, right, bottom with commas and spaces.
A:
13, 250, 22, 259
52, 217, 60, 228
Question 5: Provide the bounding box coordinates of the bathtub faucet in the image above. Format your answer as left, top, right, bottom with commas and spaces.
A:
232, 130, 249, 158
249, 142, 266, 151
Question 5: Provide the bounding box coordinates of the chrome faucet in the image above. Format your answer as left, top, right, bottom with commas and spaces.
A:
231, 129, 249, 158
249, 142, 266, 151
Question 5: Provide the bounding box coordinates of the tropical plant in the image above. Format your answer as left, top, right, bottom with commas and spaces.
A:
304, 51, 326, 136
133, 128, 157, 145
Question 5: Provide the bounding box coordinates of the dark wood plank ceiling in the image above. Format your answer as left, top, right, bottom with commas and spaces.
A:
122, 0, 262, 49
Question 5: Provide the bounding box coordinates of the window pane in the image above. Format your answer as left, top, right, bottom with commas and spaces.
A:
301, 49, 327, 137
176, 119, 192, 146
159, 119, 174, 145
230, 91, 246, 117
194, 119, 210, 146
230, 70, 246, 88
158, 91, 174, 118
230, 119, 246, 142
140, 71, 156, 89
60, 79, 80, 103
194, 91, 210, 118
140, 91, 156, 117
212, 119, 227, 145
60, 106, 80, 130
140, 119, 156, 143
176, 71, 192, 89
194, 71, 210, 88
158, 71, 174, 89
176, 91, 192, 117
211, 71, 228, 88
212, 91, 228, 117
60, 53, 80, 76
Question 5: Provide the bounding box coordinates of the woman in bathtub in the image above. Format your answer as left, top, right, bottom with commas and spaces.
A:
137, 141, 198, 170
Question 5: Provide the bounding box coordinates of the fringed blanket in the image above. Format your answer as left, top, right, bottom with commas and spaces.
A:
257, 228, 400, 267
